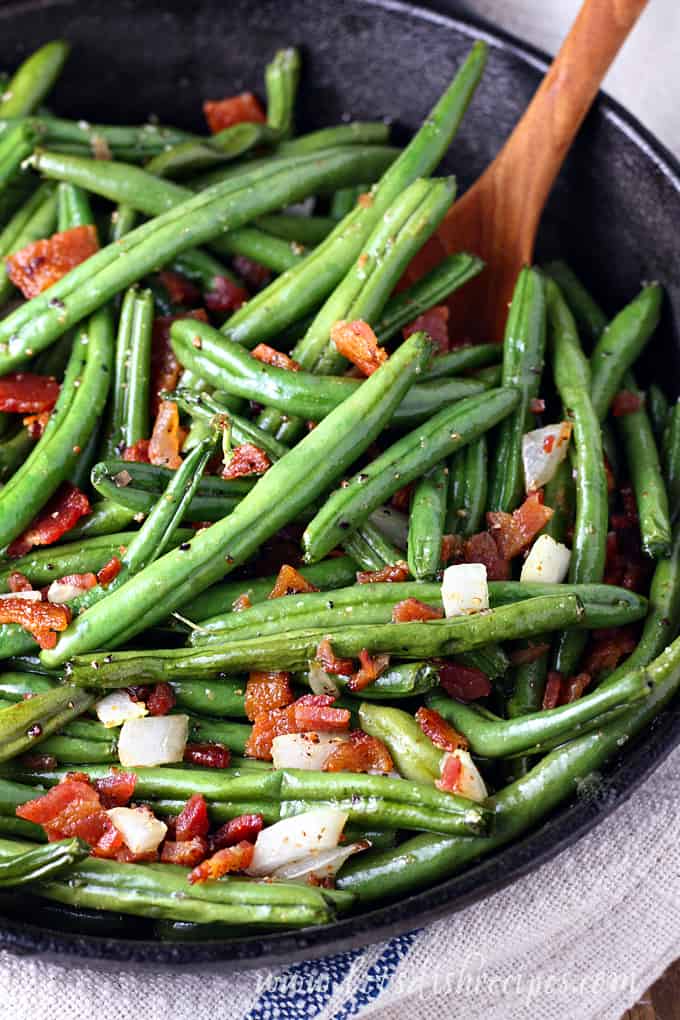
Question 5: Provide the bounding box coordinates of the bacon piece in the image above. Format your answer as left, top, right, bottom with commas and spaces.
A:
204, 276, 249, 313
146, 682, 176, 717
436, 753, 463, 793
529, 397, 546, 414
91, 825, 125, 859
8, 571, 32, 593
148, 399, 183, 469
330, 319, 388, 376
415, 706, 468, 752
122, 439, 150, 463
94, 769, 137, 809
232, 255, 271, 291
0, 372, 60, 413
542, 671, 563, 710
23, 411, 51, 438
115, 845, 160, 864
487, 492, 554, 560
403, 305, 450, 353
611, 390, 643, 417
561, 672, 592, 705
462, 532, 510, 581
151, 309, 208, 414
7, 224, 99, 298
441, 533, 464, 564
293, 693, 351, 732
323, 730, 394, 773
245, 703, 297, 760
188, 841, 254, 883
157, 270, 201, 307
604, 455, 616, 494
346, 650, 390, 692
222, 442, 271, 480
508, 642, 551, 666
391, 484, 414, 512
161, 836, 208, 867
438, 662, 492, 702
209, 813, 264, 852
7, 484, 91, 558
356, 561, 410, 584
175, 793, 210, 842
0, 597, 70, 648
585, 627, 637, 677
184, 742, 231, 769
391, 598, 443, 623
244, 671, 294, 722
315, 638, 355, 676
96, 556, 122, 587
17, 779, 99, 826
203, 93, 266, 134
51, 571, 97, 597
232, 593, 252, 612
251, 343, 301, 371
268, 563, 319, 599
16, 777, 116, 847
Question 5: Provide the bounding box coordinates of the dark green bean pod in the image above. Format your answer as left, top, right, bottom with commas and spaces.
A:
342, 520, 404, 574
56, 180, 95, 230
31, 735, 117, 764
105, 286, 153, 456
647, 383, 669, 442
358, 702, 443, 783
330, 185, 365, 219
0, 838, 88, 888
265, 47, 301, 139
170, 388, 288, 463
421, 341, 499, 382
446, 435, 487, 535
303, 387, 518, 563
663, 401, 680, 521
542, 458, 575, 542
487, 267, 546, 512
255, 214, 336, 245
170, 247, 241, 292
62, 501, 138, 539
543, 260, 607, 344
0, 686, 93, 763
407, 463, 448, 579
0, 42, 70, 117
0, 121, 39, 194
590, 283, 662, 421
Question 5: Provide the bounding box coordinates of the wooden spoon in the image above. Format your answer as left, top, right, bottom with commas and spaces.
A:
417, 0, 649, 342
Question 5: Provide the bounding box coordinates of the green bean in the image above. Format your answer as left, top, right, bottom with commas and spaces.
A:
61, 502, 137, 539
0, 838, 88, 888
0, 309, 114, 551
90, 459, 253, 522
265, 47, 300, 139
105, 287, 153, 456
214, 226, 304, 273
543, 260, 607, 344
303, 387, 518, 563
488, 581, 646, 628
186, 716, 251, 754
171, 388, 289, 463
446, 435, 487, 536
590, 283, 662, 421
32, 735, 117, 764
221, 42, 487, 347
151, 798, 281, 826
548, 280, 608, 678
0, 42, 70, 117
369, 506, 409, 550
255, 213, 336, 245
0, 121, 39, 195
616, 373, 671, 558
542, 458, 575, 542
408, 463, 448, 579
0, 686, 93, 762
487, 267, 546, 512
421, 340, 499, 382
0, 181, 58, 305
663, 401, 680, 520
42, 332, 434, 664
278, 801, 486, 837
342, 520, 403, 574
298, 661, 439, 701
169, 251, 241, 299
338, 633, 680, 903
144, 125, 278, 180
0, 427, 35, 482
170, 679, 247, 719
109, 203, 137, 243
0, 673, 54, 699
1, 145, 396, 371
56, 180, 95, 230
64, 594, 584, 685
330, 185, 364, 219
359, 703, 443, 783
0, 115, 200, 160
648, 384, 670, 442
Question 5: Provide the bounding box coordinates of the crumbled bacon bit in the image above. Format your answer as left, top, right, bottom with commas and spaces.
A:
415, 706, 468, 752
487, 492, 554, 560
604, 455, 616, 494
315, 638, 355, 676
251, 344, 300, 371
0, 597, 71, 648
232, 255, 271, 291
0, 372, 60, 413
561, 672, 592, 704
90, 825, 125, 859
391, 484, 413, 512
183, 742, 231, 769
508, 642, 551, 666
151, 309, 208, 414
122, 439, 151, 463
160, 836, 208, 867
543, 434, 555, 454
94, 769, 137, 809
8, 571, 33, 593
441, 533, 464, 564
204, 276, 249, 313
51, 571, 97, 595
529, 397, 546, 414
323, 730, 394, 773
391, 598, 443, 623
96, 556, 122, 587
203, 93, 266, 133
7, 483, 91, 558
462, 532, 510, 581
146, 682, 176, 717
16, 776, 118, 849
584, 627, 637, 676
347, 650, 390, 692
542, 671, 563, 710
293, 693, 351, 732
209, 813, 264, 852
158, 270, 201, 307
611, 390, 643, 417
268, 563, 318, 599
357, 192, 373, 208
356, 561, 410, 584
330, 319, 388, 376
244, 671, 294, 722
114, 844, 160, 864
148, 399, 184, 470
232, 593, 252, 612
438, 662, 492, 702
245, 703, 297, 760
435, 752, 463, 793
7, 224, 99, 298
222, 442, 271, 479
175, 793, 210, 842
23, 411, 51, 438
188, 841, 254, 883
403, 305, 450, 354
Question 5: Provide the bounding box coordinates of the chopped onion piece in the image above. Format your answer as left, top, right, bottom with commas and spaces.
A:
0, 590, 42, 601
442, 563, 488, 617
272, 841, 369, 882
307, 660, 340, 698
442, 749, 488, 802
522, 422, 572, 492
95, 690, 148, 729
107, 806, 167, 854
246, 806, 348, 877
47, 580, 88, 604
520, 534, 571, 584
271, 731, 348, 771
118, 715, 188, 767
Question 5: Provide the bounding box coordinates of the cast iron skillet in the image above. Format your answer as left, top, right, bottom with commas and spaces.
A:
0, 0, 678, 972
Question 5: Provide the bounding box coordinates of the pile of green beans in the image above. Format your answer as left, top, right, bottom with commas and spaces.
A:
0, 36, 677, 944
